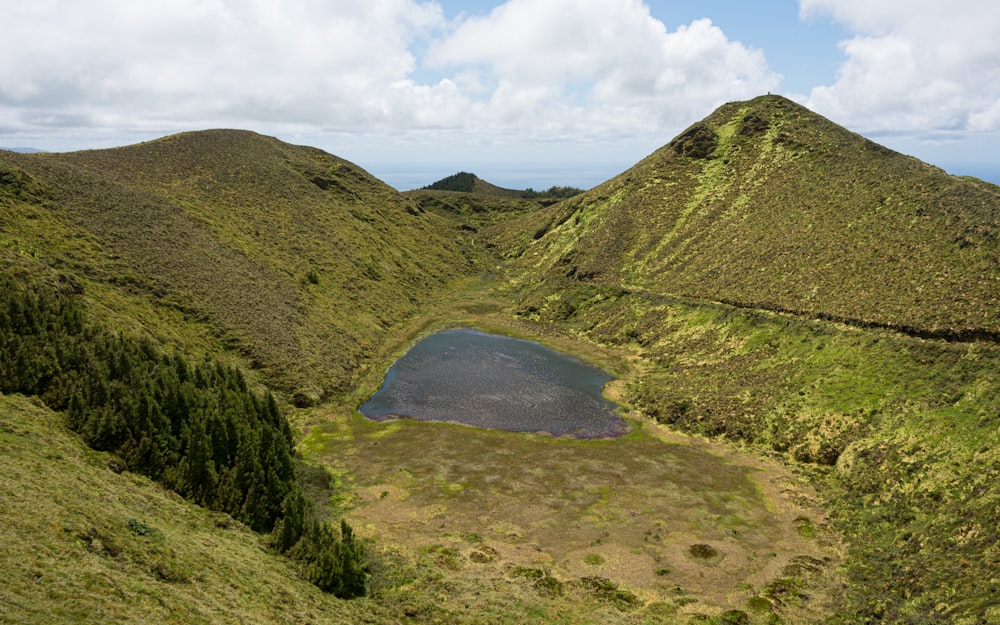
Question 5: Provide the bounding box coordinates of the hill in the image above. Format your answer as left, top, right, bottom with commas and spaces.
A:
498, 95, 999, 340
0, 392, 371, 624
0, 130, 476, 402
421, 171, 524, 197
410, 173, 585, 231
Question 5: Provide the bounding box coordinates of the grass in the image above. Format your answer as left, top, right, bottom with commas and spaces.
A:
1, 132, 477, 398
491, 280, 1000, 622
0, 393, 368, 625
499, 95, 999, 339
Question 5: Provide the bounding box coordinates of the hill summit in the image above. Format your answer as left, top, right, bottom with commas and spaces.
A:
422, 171, 524, 197
422, 171, 585, 200
0, 129, 475, 401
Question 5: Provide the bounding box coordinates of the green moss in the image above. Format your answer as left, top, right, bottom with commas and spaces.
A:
501, 94, 1000, 340
747, 596, 774, 613
793, 516, 817, 539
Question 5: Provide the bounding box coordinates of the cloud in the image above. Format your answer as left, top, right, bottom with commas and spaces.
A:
0, 0, 445, 138
799, 0, 1000, 135
1, 0, 780, 148
427, 0, 780, 138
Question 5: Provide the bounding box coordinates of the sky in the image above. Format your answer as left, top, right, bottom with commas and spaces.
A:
2, 0, 998, 189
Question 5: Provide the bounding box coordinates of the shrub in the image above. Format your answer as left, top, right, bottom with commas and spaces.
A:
687, 543, 721, 560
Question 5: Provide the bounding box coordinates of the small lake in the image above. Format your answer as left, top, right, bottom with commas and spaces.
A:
360, 328, 627, 438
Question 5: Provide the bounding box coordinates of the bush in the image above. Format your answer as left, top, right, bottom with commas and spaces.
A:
687, 543, 721, 560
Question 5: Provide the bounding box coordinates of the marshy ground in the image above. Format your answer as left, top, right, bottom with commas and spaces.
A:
299, 294, 845, 622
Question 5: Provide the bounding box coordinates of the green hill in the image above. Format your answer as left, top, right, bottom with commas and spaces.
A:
500, 95, 999, 340
409, 173, 584, 232
0, 392, 371, 625
2, 99, 999, 624
1, 130, 475, 401
488, 95, 1000, 623
422, 171, 524, 197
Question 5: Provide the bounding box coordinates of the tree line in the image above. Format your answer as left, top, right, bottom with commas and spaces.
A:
521, 185, 584, 199
0, 274, 365, 598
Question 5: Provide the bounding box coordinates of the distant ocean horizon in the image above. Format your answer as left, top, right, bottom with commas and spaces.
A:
942, 164, 1000, 186
0, 147, 47, 153
6, 144, 996, 189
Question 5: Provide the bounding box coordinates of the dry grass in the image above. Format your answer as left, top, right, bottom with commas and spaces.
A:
303, 407, 841, 623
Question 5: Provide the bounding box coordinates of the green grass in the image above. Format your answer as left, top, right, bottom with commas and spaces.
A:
1, 132, 477, 398
0, 393, 368, 625
495, 282, 1000, 623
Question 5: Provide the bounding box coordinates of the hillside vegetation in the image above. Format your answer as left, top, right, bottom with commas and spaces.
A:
421, 171, 583, 200
421, 171, 524, 197
0, 391, 383, 624
498, 95, 999, 340
1, 130, 475, 401
2, 95, 999, 624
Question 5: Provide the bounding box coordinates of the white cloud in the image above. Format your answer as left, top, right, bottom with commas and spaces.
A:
1, 0, 780, 149
427, 0, 779, 137
1, 0, 445, 138
799, 0, 1000, 134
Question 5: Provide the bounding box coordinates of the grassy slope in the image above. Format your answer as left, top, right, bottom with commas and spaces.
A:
1, 131, 476, 399
499, 95, 999, 339
405, 189, 551, 233
1, 388, 839, 625
0, 392, 372, 625
532, 288, 1000, 622
487, 96, 1000, 623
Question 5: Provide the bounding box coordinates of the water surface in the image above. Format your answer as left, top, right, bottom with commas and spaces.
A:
361, 328, 626, 438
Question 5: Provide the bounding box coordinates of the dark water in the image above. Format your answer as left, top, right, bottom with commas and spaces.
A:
360, 328, 627, 438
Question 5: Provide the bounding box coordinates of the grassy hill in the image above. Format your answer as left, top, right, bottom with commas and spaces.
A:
498, 95, 999, 340
0, 392, 371, 625
2, 98, 1000, 624
421, 171, 524, 197
407, 173, 584, 233
1, 130, 476, 400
